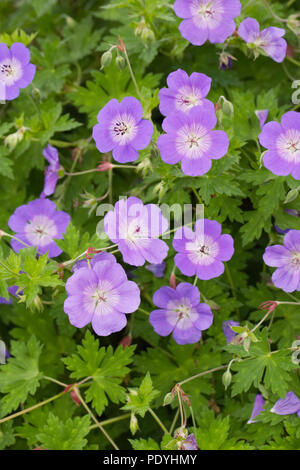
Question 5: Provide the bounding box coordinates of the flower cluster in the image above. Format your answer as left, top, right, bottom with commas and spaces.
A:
174, 0, 241, 46
64, 252, 140, 336
263, 229, 300, 293
8, 198, 70, 258
149, 282, 213, 345
259, 111, 300, 180
238, 18, 287, 63
92, 97, 153, 163
0, 42, 35, 101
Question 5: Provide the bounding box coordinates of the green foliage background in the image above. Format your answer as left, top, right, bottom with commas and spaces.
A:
0, 0, 300, 450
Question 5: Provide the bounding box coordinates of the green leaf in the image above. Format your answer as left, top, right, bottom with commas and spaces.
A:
63, 331, 135, 415
122, 372, 160, 417
37, 413, 91, 450
0, 421, 15, 449
129, 437, 160, 450
0, 336, 43, 417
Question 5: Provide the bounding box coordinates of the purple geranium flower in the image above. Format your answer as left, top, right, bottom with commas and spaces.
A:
145, 262, 166, 278
173, 219, 234, 280
247, 394, 265, 424
64, 252, 140, 336
238, 18, 287, 63
222, 320, 240, 343
40, 145, 60, 198
0, 42, 36, 101
149, 282, 213, 345
8, 198, 70, 258
159, 69, 212, 116
182, 434, 198, 450
259, 111, 300, 179
174, 0, 241, 46
157, 103, 229, 176
263, 230, 300, 293
92, 97, 153, 163
0, 286, 19, 305
104, 197, 169, 267
255, 109, 269, 129
271, 392, 300, 417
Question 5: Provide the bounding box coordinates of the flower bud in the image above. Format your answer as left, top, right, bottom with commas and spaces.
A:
100, 50, 113, 70
116, 55, 126, 70
222, 370, 232, 390
97, 161, 113, 172
130, 413, 139, 436
169, 273, 177, 289
31, 87, 41, 101
4, 127, 25, 151
163, 392, 173, 406
284, 188, 299, 204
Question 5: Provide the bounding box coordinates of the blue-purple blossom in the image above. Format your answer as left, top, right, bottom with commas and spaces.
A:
159, 69, 212, 116
263, 230, 300, 293
255, 109, 269, 129
0, 42, 36, 101
92, 97, 153, 163
182, 434, 198, 450
271, 392, 300, 417
174, 0, 241, 46
8, 198, 70, 258
157, 103, 229, 176
64, 252, 140, 336
41, 145, 60, 198
238, 18, 287, 63
173, 219, 234, 280
104, 197, 169, 267
259, 111, 300, 179
149, 282, 213, 345
145, 262, 166, 278
247, 394, 265, 424
222, 320, 240, 343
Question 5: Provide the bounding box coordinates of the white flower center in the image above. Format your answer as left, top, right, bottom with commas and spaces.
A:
175, 303, 191, 319
191, 0, 224, 28
0, 58, 22, 86
85, 280, 119, 315
175, 86, 203, 112
176, 123, 211, 159
110, 114, 137, 145
25, 215, 57, 247
186, 235, 219, 265
292, 252, 300, 266
277, 129, 300, 163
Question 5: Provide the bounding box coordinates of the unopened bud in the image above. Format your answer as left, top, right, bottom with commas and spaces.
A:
222, 370, 232, 390
221, 96, 234, 116
284, 188, 299, 204
4, 127, 25, 150
70, 389, 81, 407
33, 295, 44, 312
141, 27, 155, 42
31, 87, 41, 101
97, 161, 113, 172
169, 273, 177, 289
130, 413, 139, 435
116, 55, 126, 70
163, 392, 173, 406
100, 50, 113, 70
119, 335, 132, 348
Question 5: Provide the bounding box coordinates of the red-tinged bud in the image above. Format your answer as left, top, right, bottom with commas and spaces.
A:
215, 102, 221, 112
286, 44, 295, 59
57, 264, 65, 280
169, 273, 177, 289
0, 229, 5, 237
70, 389, 81, 407
259, 301, 278, 313
97, 161, 113, 172
117, 36, 126, 53
233, 29, 239, 38
85, 247, 96, 259
72, 147, 82, 164
119, 335, 132, 348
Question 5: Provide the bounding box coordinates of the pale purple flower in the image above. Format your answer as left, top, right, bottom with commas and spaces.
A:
247, 394, 265, 424
157, 103, 229, 176
271, 392, 300, 417
40, 145, 60, 198
173, 219, 234, 280
182, 434, 198, 450
149, 282, 213, 345
145, 262, 166, 278
255, 109, 268, 129
159, 69, 212, 116
64, 252, 140, 336
174, 0, 241, 46
222, 320, 240, 343
238, 18, 287, 63
92, 97, 153, 163
0, 42, 36, 101
263, 230, 300, 293
0, 286, 19, 305
8, 198, 70, 258
71, 252, 116, 272
104, 197, 169, 267
259, 111, 300, 179
275, 209, 299, 235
